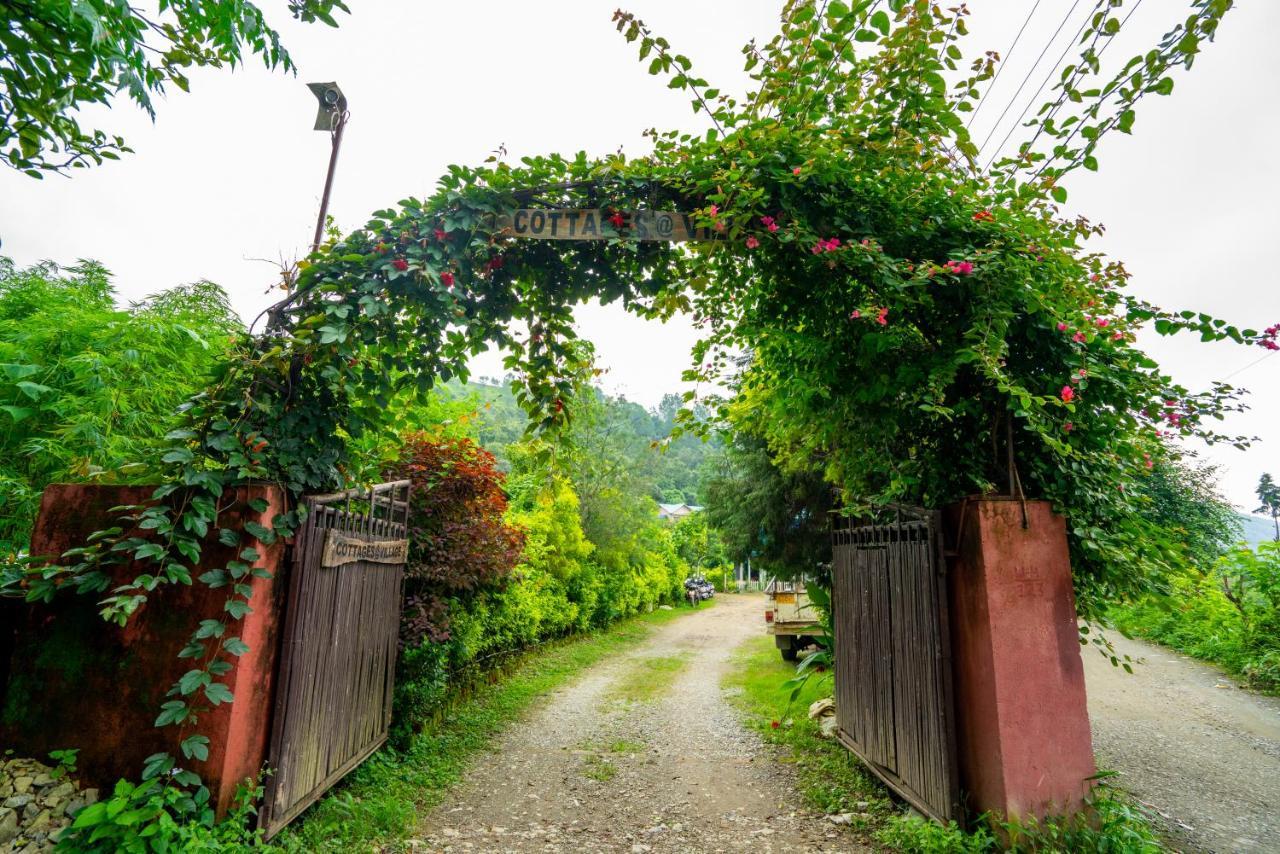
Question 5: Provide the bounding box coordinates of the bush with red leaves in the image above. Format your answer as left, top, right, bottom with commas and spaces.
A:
387, 433, 524, 645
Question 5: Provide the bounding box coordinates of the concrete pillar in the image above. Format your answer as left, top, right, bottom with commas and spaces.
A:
945, 496, 1095, 821
0, 484, 288, 818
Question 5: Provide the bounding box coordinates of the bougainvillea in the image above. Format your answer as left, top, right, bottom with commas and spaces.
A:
3, 0, 1264, 830
387, 434, 524, 645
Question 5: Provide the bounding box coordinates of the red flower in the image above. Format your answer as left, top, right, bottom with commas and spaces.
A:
609, 212, 625, 229
1057, 322, 1068, 332
392, 258, 409, 272
850, 309, 861, 320
771, 720, 780, 729
877, 307, 889, 326
792, 166, 802, 175
1073, 332, 1086, 343
1061, 386, 1075, 403
745, 236, 760, 249
440, 271, 455, 288
434, 228, 448, 242
1064, 421, 1074, 433
972, 210, 995, 223
761, 215, 778, 232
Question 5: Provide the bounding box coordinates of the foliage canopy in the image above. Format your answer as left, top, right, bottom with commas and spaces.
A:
0, 0, 348, 176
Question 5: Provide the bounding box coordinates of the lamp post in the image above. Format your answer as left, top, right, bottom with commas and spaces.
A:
307, 82, 348, 254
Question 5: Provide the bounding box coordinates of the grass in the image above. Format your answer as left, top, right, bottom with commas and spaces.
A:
724, 634, 1166, 853
608, 739, 646, 754
269, 602, 706, 852
580, 753, 618, 782
603, 654, 687, 703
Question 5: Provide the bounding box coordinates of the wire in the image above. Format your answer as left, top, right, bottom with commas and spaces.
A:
1222, 350, 1278, 382
967, 0, 1044, 128
979, 0, 1090, 170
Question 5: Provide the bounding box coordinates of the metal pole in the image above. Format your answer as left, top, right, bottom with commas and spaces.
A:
311, 112, 347, 254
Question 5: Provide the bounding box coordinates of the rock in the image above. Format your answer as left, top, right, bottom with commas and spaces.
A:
26, 809, 50, 833
3, 794, 32, 810
12, 777, 32, 795
818, 716, 839, 739
30, 773, 53, 788
80, 788, 99, 806
630, 845, 651, 853
658, 605, 674, 611
0, 807, 18, 845
827, 812, 855, 825
808, 697, 836, 720
46, 782, 74, 803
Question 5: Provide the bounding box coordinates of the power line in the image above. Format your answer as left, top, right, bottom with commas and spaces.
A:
979, 0, 1090, 169
1223, 350, 1278, 383
967, 0, 1044, 129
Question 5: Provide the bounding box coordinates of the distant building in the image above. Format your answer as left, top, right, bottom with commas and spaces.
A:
657, 502, 703, 522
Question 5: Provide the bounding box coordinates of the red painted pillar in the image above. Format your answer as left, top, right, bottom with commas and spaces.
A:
0, 484, 288, 817
945, 496, 1095, 821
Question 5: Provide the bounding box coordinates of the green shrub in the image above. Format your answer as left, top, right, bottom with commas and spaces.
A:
0, 258, 240, 557
1111, 542, 1280, 692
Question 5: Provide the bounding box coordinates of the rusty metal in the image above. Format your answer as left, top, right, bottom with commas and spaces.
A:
831, 505, 962, 825
260, 480, 411, 838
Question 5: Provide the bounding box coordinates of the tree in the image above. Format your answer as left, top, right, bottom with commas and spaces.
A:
1141, 459, 1241, 572
0, 0, 348, 176
1257, 473, 1280, 542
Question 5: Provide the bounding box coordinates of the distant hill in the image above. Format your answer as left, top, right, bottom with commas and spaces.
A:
1236, 513, 1277, 548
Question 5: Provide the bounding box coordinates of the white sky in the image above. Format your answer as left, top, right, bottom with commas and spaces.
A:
0, 1, 1276, 510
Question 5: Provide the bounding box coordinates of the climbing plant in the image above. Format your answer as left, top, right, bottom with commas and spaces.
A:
1, 0, 1269, 839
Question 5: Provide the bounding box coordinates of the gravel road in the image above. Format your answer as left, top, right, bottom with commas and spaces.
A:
1083, 632, 1280, 853
414, 594, 865, 853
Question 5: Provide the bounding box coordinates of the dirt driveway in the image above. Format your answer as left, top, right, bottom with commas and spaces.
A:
1083, 632, 1280, 853
415, 594, 864, 853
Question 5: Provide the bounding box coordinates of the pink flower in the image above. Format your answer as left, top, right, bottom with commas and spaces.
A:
1113, 332, 1124, 340
877, 307, 889, 326
1064, 422, 1074, 433
1073, 332, 1086, 343
850, 309, 861, 319
1057, 322, 1068, 332
761, 215, 777, 232
956, 261, 974, 275
708, 204, 719, 218
1061, 386, 1075, 403
440, 271, 455, 287
811, 242, 824, 255
745, 236, 760, 249
1096, 318, 1110, 328
1078, 368, 1087, 377
792, 166, 802, 175
392, 258, 409, 272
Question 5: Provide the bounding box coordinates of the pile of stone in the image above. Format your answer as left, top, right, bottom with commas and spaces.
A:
0, 756, 97, 853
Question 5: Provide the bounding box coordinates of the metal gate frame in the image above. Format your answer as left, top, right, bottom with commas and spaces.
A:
260, 480, 411, 838
831, 505, 962, 824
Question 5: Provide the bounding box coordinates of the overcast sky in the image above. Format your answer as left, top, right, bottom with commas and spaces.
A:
1, 1, 1275, 511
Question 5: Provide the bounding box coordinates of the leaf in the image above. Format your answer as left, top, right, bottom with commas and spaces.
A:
180, 734, 210, 762
15, 380, 53, 399
0, 405, 34, 422
204, 682, 234, 705
870, 10, 890, 35
1051, 186, 1068, 204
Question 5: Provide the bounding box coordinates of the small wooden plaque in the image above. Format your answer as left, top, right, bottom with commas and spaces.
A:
492, 209, 715, 242
320, 531, 409, 568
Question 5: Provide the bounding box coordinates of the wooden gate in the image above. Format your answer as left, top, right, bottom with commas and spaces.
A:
260, 481, 411, 837
831, 506, 961, 824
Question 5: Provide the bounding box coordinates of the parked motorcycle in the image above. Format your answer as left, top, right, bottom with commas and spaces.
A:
684, 575, 715, 605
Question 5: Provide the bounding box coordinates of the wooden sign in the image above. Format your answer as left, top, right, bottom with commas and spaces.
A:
320, 531, 409, 568
493, 209, 715, 242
